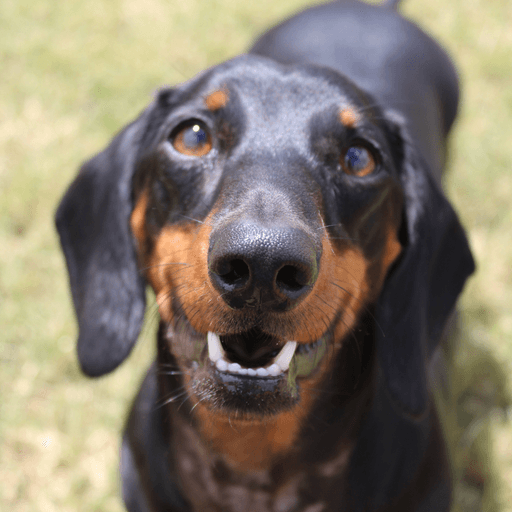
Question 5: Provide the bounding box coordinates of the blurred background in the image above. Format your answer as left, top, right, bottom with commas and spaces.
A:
1, 0, 511, 510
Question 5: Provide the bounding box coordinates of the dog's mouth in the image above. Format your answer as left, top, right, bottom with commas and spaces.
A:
168, 321, 330, 416
207, 328, 327, 379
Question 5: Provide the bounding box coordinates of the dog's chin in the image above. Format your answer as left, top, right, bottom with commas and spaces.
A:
164, 317, 329, 418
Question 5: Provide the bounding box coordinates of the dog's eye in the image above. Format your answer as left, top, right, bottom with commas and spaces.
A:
171, 121, 212, 157
341, 146, 376, 176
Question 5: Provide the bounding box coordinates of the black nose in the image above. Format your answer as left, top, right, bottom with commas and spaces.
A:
209, 223, 321, 311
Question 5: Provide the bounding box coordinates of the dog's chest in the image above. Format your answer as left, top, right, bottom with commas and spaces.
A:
173, 419, 349, 512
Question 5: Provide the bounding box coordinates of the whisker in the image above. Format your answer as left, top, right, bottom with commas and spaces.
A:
318, 224, 340, 230
228, 413, 240, 434
155, 388, 189, 409
314, 293, 337, 313
189, 395, 207, 415
179, 214, 205, 224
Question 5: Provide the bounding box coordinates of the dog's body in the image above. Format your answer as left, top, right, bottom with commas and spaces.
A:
56, 1, 474, 511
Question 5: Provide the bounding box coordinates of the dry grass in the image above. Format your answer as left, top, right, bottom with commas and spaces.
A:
1, 0, 511, 510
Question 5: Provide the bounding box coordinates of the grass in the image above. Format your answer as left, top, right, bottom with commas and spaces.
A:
1, 0, 511, 510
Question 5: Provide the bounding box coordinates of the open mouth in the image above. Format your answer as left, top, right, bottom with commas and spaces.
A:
167, 320, 331, 415
205, 328, 327, 380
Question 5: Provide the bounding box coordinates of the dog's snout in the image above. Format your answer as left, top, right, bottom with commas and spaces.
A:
209, 223, 321, 311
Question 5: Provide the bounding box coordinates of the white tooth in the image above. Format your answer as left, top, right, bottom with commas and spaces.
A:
228, 362, 242, 373
273, 341, 297, 371
266, 363, 282, 376
237, 368, 248, 375
256, 367, 269, 377
207, 332, 223, 362
216, 359, 228, 372
247, 368, 257, 377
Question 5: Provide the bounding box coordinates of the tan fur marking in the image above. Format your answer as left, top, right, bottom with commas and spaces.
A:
130, 191, 216, 325
368, 193, 403, 296
191, 367, 327, 471
382, 225, 402, 276
339, 107, 359, 128
149, 222, 212, 324
205, 89, 229, 111
285, 237, 370, 344
130, 190, 149, 249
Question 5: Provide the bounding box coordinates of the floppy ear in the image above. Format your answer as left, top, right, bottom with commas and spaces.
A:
375, 116, 475, 416
56, 117, 148, 377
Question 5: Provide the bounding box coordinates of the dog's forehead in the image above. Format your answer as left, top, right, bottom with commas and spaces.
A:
220, 56, 363, 105
175, 55, 371, 123
172, 55, 378, 152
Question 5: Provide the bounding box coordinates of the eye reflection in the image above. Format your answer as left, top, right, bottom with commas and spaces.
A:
171, 121, 212, 157
341, 146, 376, 176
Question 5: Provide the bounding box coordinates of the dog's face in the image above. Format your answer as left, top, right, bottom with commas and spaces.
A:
56, 52, 473, 469
129, 56, 403, 423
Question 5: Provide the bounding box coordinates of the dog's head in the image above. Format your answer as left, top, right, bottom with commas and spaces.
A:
56, 56, 473, 429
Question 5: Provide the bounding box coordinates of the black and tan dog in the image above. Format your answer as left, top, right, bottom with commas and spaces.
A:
56, 1, 475, 510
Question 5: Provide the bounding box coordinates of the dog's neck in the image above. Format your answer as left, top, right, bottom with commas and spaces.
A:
156, 320, 376, 510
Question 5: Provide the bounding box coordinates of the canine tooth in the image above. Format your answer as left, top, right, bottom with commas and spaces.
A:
256, 367, 269, 377
228, 362, 242, 372
216, 359, 228, 372
267, 363, 281, 376
273, 341, 297, 371
207, 332, 223, 362
247, 368, 257, 377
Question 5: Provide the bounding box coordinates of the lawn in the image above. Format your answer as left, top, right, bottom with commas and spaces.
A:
1, 0, 511, 510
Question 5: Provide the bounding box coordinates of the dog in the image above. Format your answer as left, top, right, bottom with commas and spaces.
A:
56, 0, 475, 510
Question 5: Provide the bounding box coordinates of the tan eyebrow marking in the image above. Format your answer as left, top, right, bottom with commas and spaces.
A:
205, 89, 229, 111
339, 107, 359, 128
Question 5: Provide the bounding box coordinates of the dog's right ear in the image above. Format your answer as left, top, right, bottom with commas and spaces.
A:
56, 116, 149, 377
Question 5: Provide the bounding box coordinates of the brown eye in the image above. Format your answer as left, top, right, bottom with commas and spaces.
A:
171, 121, 212, 157
341, 146, 376, 176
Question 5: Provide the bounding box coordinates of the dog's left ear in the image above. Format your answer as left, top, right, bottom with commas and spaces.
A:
56, 117, 148, 377
375, 114, 475, 416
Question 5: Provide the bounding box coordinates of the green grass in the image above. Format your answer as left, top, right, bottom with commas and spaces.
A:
1, 0, 511, 510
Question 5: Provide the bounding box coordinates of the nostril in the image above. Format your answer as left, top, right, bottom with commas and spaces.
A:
276, 264, 309, 293
216, 258, 250, 288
